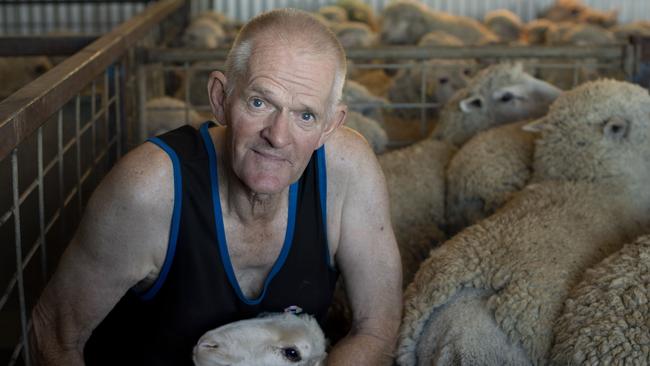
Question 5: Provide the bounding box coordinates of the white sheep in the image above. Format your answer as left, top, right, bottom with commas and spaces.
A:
182, 17, 226, 49
540, 0, 618, 28
386, 59, 475, 121
330, 21, 378, 48
344, 112, 388, 154
193, 312, 327, 366
145, 96, 205, 138
342, 79, 387, 127
379, 0, 498, 45
550, 234, 650, 365
317, 5, 348, 24
0, 56, 53, 100
397, 79, 650, 366
431, 62, 562, 147
378, 137, 456, 285
445, 120, 537, 234
484, 9, 524, 44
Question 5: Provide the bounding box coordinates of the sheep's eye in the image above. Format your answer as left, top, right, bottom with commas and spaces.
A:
439, 77, 449, 84
282, 347, 301, 362
500, 92, 514, 102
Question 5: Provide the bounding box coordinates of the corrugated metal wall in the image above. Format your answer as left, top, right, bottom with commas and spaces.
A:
194, 0, 650, 24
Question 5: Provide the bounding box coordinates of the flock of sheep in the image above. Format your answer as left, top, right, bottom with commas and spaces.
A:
1, 0, 649, 365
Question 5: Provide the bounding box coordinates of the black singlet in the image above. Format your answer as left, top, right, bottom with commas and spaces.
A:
84, 122, 338, 365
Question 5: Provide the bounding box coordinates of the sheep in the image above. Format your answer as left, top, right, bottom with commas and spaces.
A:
193, 312, 327, 366
193, 10, 242, 46
317, 5, 348, 24
344, 112, 388, 154
342, 79, 387, 126
378, 138, 456, 285
145, 96, 205, 138
417, 30, 463, 46
524, 19, 556, 45
330, 21, 378, 48
397, 79, 650, 366
550, 234, 650, 365
0, 56, 53, 100
182, 17, 226, 49
540, 0, 618, 28
484, 9, 523, 44
380, 0, 498, 46
612, 20, 650, 41
431, 62, 562, 147
335, 0, 379, 32
386, 59, 475, 120
444, 120, 537, 234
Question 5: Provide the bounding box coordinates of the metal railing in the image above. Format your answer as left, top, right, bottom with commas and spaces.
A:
0, 1, 187, 364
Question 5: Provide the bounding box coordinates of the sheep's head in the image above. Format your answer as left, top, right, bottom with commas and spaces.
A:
182, 18, 226, 48
193, 313, 327, 366
432, 63, 562, 146
526, 79, 650, 186
541, 0, 587, 23
380, 0, 434, 45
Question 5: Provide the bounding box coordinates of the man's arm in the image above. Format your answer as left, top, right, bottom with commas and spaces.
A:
326, 128, 403, 366
29, 142, 173, 365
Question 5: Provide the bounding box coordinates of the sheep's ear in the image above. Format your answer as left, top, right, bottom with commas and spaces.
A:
459, 96, 484, 113
522, 117, 549, 132
603, 116, 629, 141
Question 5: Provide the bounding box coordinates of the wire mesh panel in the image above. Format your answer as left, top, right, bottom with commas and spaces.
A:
0, 1, 188, 364
0, 0, 156, 36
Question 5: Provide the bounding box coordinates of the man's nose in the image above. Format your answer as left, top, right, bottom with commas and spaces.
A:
261, 109, 291, 148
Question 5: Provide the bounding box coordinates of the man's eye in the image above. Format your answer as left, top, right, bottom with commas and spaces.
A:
250, 98, 264, 108
301, 112, 314, 122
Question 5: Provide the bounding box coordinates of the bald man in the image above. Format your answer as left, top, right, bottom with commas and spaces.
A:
29, 8, 402, 366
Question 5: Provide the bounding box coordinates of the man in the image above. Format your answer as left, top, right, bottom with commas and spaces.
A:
29, 8, 402, 366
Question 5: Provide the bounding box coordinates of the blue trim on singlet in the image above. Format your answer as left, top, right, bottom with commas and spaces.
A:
316, 146, 334, 270
199, 122, 299, 305
138, 137, 183, 301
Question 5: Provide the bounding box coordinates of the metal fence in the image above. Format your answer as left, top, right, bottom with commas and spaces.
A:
0, 1, 187, 364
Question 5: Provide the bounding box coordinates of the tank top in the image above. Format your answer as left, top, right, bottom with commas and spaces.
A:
84, 122, 338, 365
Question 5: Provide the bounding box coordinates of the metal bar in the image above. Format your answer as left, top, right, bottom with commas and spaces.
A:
37, 126, 48, 280
0, 0, 185, 162
143, 44, 628, 63
57, 109, 65, 251
75, 94, 83, 214
0, 35, 98, 57
12, 149, 32, 366
113, 65, 122, 158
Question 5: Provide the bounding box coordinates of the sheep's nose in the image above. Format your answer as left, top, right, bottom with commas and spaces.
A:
198, 340, 220, 349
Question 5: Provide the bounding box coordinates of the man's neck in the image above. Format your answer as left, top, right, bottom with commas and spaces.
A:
224, 174, 287, 224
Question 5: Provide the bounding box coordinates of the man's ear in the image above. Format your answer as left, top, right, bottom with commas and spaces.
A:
318, 104, 347, 147
208, 71, 228, 124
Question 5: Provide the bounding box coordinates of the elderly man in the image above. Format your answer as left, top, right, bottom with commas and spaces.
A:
29, 8, 402, 366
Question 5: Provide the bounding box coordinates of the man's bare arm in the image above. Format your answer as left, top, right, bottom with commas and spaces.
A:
29, 142, 173, 365
326, 129, 403, 366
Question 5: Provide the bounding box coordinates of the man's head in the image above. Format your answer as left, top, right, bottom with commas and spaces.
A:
207, 8, 348, 194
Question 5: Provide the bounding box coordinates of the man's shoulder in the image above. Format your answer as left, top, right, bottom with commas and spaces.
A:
324, 125, 379, 171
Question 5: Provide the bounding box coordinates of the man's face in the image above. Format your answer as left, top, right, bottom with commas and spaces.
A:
225, 40, 339, 194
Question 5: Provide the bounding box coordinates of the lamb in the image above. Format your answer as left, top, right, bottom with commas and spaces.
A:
342, 79, 387, 127
379, 0, 498, 45
524, 19, 556, 44
540, 0, 618, 28
444, 120, 537, 234
550, 234, 650, 365
397, 79, 650, 366
344, 112, 388, 154
145, 96, 205, 138
378, 138, 456, 285
386, 59, 475, 120
0, 56, 53, 100
484, 9, 523, 44
330, 21, 377, 48
431, 62, 562, 147
335, 0, 379, 32
193, 312, 327, 366
182, 17, 226, 48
